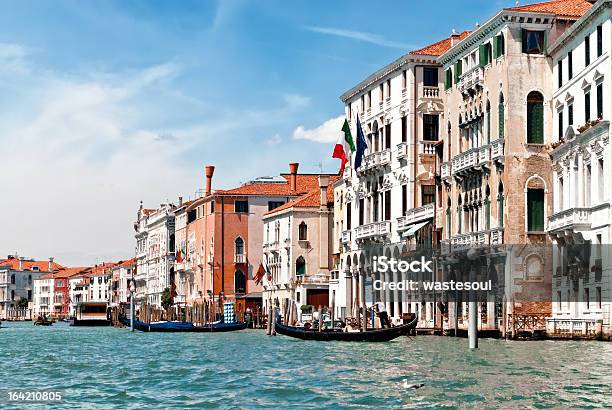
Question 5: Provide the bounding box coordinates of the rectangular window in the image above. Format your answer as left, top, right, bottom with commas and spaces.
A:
597, 83, 603, 118
386, 79, 391, 98
568, 51, 573, 79
596, 287, 602, 309
558, 110, 563, 140
385, 123, 391, 149
585, 165, 591, 207
585, 90, 591, 121
445, 68, 452, 90
423, 114, 439, 141
422, 185, 435, 206
367, 90, 371, 108
597, 25, 603, 57
358, 198, 364, 226
346, 204, 352, 230
493, 33, 505, 58
379, 84, 384, 102
360, 95, 365, 111
522, 30, 546, 54
453, 61, 462, 83
527, 188, 545, 231
557, 291, 562, 310
558, 60, 563, 88
568, 103, 574, 126
559, 177, 564, 210
234, 200, 249, 213
401, 116, 407, 142
585, 288, 590, 310
402, 70, 407, 89
268, 201, 284, 211
598, 158, 604, 201
585, 35, 590, 66
402, 185, 408, 215
423, 67, 438, 87
384, 190, 391, 221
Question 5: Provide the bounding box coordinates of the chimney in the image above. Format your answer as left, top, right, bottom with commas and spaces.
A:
450, 29, 460, 46
178, 196, 183, 207
205, 165, 215, 196
289, 162, 299, 192
18, 257, 23, 271
49, 257, 54, 273
318, 175, 330, 209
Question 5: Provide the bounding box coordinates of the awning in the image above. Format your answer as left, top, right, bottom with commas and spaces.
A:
402, 220, 431, 238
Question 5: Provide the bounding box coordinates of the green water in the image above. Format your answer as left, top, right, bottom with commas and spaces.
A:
0, 321, 610, 409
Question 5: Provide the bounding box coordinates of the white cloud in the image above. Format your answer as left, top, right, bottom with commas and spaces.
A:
0, 43, 30, 74
304, 26, 414, 50
292, 115, 344, 143
266, 133, 282, 145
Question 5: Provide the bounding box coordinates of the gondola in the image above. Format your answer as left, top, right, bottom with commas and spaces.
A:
124, 318, 247, 333
274, 315, 417, 342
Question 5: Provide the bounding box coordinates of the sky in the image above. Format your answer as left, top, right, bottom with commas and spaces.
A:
0, 0, 510, 265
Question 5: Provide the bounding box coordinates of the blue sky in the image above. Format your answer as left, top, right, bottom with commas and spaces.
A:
0, 0, 510, 264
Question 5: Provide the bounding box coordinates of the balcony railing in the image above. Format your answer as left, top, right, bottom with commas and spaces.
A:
421, 86, 440, 99
354, 221, 391, 241
478, 145, 491, 164
419, 141, 437, 155
491, 138, 504, 160
378, 149, 391, 166
547, 318, 601, 337
548, 208, 592, 231
357, 149, 391, 173
441, 162, 452, 179
341, 230, 351, 244
458, 66, 484, 94
234, 254, 247, 264
397, 203, 435, 231
442, 228, 504, 252
396, 142, 409, 159
452, 148, 478, 174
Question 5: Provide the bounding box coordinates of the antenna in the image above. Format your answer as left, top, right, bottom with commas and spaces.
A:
313, 162, 323, 173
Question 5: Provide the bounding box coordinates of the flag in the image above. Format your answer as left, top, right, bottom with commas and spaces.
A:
254, 262, 265, 285
354, 115, 368, 169
176, 247, 183, 263
332, 119, 356, 174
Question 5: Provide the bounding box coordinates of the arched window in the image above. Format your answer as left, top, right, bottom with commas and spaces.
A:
526, 176, 545, 232
485, 185, 491, 230
486, 100, 491, 144
298, 222, 308, 241
296, 256, 306, 276
527, 91, 544, 144
457, 194, 463, 234
498, 93, 505, 138
234, 270, 246, 295
446, 196, 452, 239
498, 182, 504, 228
234, 237, 244, 255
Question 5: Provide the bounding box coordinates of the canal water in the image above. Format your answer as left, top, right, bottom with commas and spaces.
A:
0, 321, 610, 409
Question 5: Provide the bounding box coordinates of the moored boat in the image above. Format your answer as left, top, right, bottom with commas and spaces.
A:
274, 315, 417, 342
71, 302, 111, 326
34, 317, 53, 326
126, 318, 247, 333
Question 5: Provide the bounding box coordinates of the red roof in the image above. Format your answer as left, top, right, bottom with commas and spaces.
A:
410, 31, 471, 56
114, 258, 136, 269
216, 174, 337, 197
505, 0, 592, 18
37, 267, 89, 280
0, 258, 63, 272
264, 176, 339, 215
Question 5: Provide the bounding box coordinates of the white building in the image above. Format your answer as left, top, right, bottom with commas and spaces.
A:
262, 175, 337, 324
111, 259, 136, 306
337, 33, 460, 326
548, 0, 612, 339
32, 276, 53, 317
134, 202, 176, 307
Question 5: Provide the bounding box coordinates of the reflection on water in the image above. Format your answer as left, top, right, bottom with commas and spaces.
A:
1, 322, 610, 409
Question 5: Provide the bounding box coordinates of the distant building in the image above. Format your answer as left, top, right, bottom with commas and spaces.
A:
0, 255, 62, 320
111, 258, 136, 306
33, 267, 88, 318
262, 175, 338, 324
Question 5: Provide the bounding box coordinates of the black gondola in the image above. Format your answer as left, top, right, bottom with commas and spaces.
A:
274, 315, 417, 342
125, 318, 247, 333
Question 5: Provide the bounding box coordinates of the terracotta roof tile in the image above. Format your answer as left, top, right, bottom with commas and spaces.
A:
264, 176, 339, 215
409, 31, 471, 56
37, 267, 89, 280
216, 174, 337, 197
0, 258, 63, 272
506, 0, 592, 18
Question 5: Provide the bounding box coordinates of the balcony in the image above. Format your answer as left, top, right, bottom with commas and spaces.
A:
397, 204, 435, 231
491, 138, 504, 160
548, 208, 592, 232
357, 149, 391, 174
341, 230, 352, 244
354, 221, 391, 242
458, 66, 484, 94
421, 86, 440, 99
478, 145, 491, 164
443, 228, 504, 253
396, 142, 409, 159
234, 254, 247, 264
378, 149, 391, 166
452, 148, 478, 174
441, 162, 452, 180
419, 141, 437, 156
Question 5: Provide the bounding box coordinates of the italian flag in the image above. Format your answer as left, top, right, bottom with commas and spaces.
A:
332, 118, 356, 174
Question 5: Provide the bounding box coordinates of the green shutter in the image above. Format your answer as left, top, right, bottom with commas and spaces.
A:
527, 189, 544, 231
528, 102, 544, 143
493, 37, 498, 59
479, 44, 487, 66
485, 200, 491, 230
454, 62, 460, 83
445, 68, 452, 90
498, 197, 504, 227
543, 31, 548, 54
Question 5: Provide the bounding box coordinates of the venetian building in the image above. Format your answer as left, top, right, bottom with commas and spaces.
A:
547, 0, 611, 339
437, 0, 593, 336
338, 33, 468, 326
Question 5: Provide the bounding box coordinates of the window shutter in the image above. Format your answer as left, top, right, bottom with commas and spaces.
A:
528, 190, 544, 231
543, 31, 548, 54
498, 103, 505, 138
479, 44, 487, 66
522, 29, 528, 53
454, 62, 460, 83
532, 103, 544, 143
493, 36, 498, 58
500, 34, 505, 55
